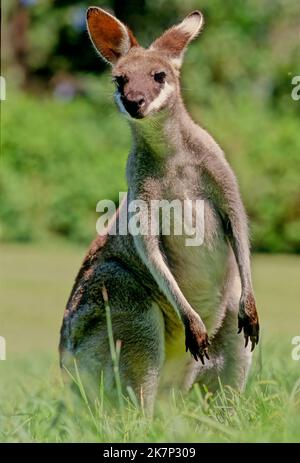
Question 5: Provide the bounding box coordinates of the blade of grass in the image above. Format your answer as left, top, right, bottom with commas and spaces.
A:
102, 286, 124, 414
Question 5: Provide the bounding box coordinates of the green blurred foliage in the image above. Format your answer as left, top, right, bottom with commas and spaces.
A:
1, 0, 300, 251
1, 86, 129, 243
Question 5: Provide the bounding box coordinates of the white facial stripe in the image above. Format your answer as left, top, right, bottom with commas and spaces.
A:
115, 84, 174, 119
145, 82, 174, 116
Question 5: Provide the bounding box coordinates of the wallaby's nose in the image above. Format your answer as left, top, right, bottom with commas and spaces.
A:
122, 91, 146, 118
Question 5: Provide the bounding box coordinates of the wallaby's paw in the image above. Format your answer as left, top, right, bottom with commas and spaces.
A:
185, 319, 210, 364
238, 293, 259, 351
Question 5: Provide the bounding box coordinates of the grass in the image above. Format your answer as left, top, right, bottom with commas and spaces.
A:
0, 243, 300, 442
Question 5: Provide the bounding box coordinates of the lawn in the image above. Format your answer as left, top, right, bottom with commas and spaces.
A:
0, 243, 300, 442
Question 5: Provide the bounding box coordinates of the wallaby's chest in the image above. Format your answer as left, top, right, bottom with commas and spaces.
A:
132, 150, 229, 330
160, 159, 229, 330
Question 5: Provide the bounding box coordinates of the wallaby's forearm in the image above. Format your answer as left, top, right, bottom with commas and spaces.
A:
225, 205, 253, 298
204, 162, 252, 296
132, 215, 209, 362
134, 234, 200, 323
205, 160, 259, 348
226, 207, 259, 348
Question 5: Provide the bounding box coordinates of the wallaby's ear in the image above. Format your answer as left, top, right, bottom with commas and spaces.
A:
150, 11, 204, 69
86, 7, 139, 65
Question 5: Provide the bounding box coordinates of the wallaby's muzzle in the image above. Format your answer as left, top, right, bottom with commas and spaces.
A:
121, 91, 146, 119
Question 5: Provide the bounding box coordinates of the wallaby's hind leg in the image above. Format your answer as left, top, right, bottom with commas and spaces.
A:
99, 302, 165, 412
60, 263, 165, 412
185, 302, 252, 394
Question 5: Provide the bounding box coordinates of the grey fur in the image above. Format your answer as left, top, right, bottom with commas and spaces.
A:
59, 8, 259, 412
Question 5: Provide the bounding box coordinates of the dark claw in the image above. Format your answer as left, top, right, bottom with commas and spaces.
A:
238, 293, 259, 351
204, 349, 210, 360
184, 323, 210, 364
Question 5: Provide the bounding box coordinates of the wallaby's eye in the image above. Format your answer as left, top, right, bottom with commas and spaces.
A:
112, 75, 128, 89
153, 71, 166, 84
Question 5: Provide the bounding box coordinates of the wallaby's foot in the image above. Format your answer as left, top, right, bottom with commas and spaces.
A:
238, 293, 259, 351
185, 316, 210, 364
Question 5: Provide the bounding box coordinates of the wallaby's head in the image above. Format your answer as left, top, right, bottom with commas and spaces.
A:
87, 7, 204, 119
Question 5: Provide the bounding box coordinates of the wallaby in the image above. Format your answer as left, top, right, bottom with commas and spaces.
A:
59, 7, 259, 412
